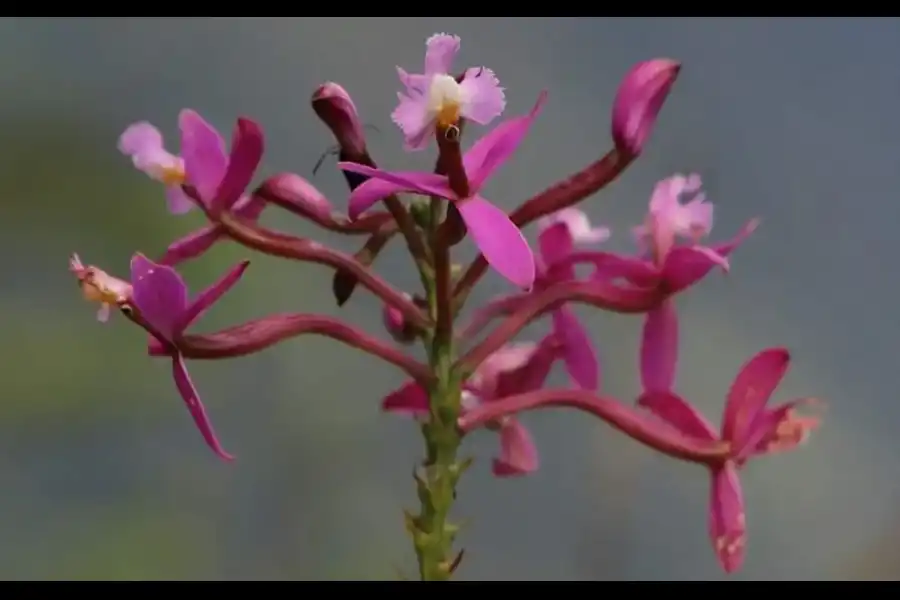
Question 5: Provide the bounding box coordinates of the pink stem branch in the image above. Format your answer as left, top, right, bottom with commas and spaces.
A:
456, 279, 662, 374
459, 388, 729, 465
164, 313, 432, 385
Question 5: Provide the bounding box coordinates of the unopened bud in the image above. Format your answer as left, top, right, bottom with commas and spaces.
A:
611, 59, 681, 157
383, 296, 418, 344
261, 173, 333, 220
312, 82, 366, 158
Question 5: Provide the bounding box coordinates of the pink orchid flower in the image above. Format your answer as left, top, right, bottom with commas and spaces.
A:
131, 253, 250, 462
69, 253, 133, 323
339, 92, 547, 290
383, 335, 563, 477
637, 348, 822, 573
392, 33, 506, 151
119, 111, 264, 217
467, 208, 608, 389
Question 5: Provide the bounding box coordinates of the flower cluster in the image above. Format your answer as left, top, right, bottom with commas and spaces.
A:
70, 33, 821, 579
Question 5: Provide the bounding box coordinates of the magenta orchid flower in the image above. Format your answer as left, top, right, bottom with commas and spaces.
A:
130, 253, 249, 462
392, 33, 506, 151
339, 92, 547, 290
120, 111, 264, 217
637, 348, 822, 573
383, 335, 563, 477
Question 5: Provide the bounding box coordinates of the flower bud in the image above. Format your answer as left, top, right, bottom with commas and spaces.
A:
611, 59, 681, 157
383, 296, 418, 344
312, 82, 366, 158
260, 172, 333, 220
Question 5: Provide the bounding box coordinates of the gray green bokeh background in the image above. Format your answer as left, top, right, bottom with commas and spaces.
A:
2, 17, 898, 580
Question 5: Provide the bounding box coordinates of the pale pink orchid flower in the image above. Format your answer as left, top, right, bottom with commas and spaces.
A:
637, 347, 822, 573
339, 92, 547, 290
69, 253, 133, 323
392, 33, 506, 151
382, 335, 563, 477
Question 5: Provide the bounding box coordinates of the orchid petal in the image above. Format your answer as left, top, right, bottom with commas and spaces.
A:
159, 225, 222, 267
180, 261, 250, 332
459, 67, 506, 125
721, 347, 790, 444
178, 109, 228, 204
212, 118, 264, 213
709, 464, 746, 574
636, 391, 718, 441
475, 342, 538, 397
456, 196, 535, 290
463, 91, 547, 191
537, 222, 574, 275
423, 33, 460, 76
165, 185, 195, 215
118, 121, 164, 156
339, 162, 454, 219
171, 354, 234, 462
640, 300, 679, 392
494, 336, 561, 398
129, 253, 188, 341
552, 308, 599, 391
492, 419, 539, 477
663, 219, 758, 293
391, 88, 432, 152
381, 381, 429, 416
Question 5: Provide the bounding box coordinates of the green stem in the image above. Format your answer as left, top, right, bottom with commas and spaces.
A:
407, 198, 465, 581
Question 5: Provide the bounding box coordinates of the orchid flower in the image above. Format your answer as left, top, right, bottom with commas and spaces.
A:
120, 111, 264, 216
132, 254, 249, 461
637, 348, 822, 573
611, 59, 681, 157
466, 208, 608, 389
384, 335, 563, 477
392, 33, 506, 151
339, 92, 547, 290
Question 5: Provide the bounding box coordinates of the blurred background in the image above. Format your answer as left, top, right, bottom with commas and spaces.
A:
1, 17, 898, 580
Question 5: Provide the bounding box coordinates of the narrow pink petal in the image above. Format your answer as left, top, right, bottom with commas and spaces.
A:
423, 33, 460, 76
391, 90, 433, 152
345, 178, 409, 220
721, 347, 790, 444
178, 109, 228, 204
171, 354, 234, 462
129, 253, 188, 341
233, 194, 267, 221
211, 118, 264, 213
640, 300, 679, 393
537, 222, 574, 274
463, 91, 548, 191
493, 337, 560, 398
338, 163, 453, 201
381, 381, 430, 416
165, 185, 195, 215
552, 307, 599, 391
492, 419, 539, 477
663, 219, 758, 293
456, 196, 535, 290
636, 391, 718, 441
159, 225, 222, 267
459, 67, 506, 125
180, 261, 250, 331
709, 464, 746, 574
118, 121, 164, 156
